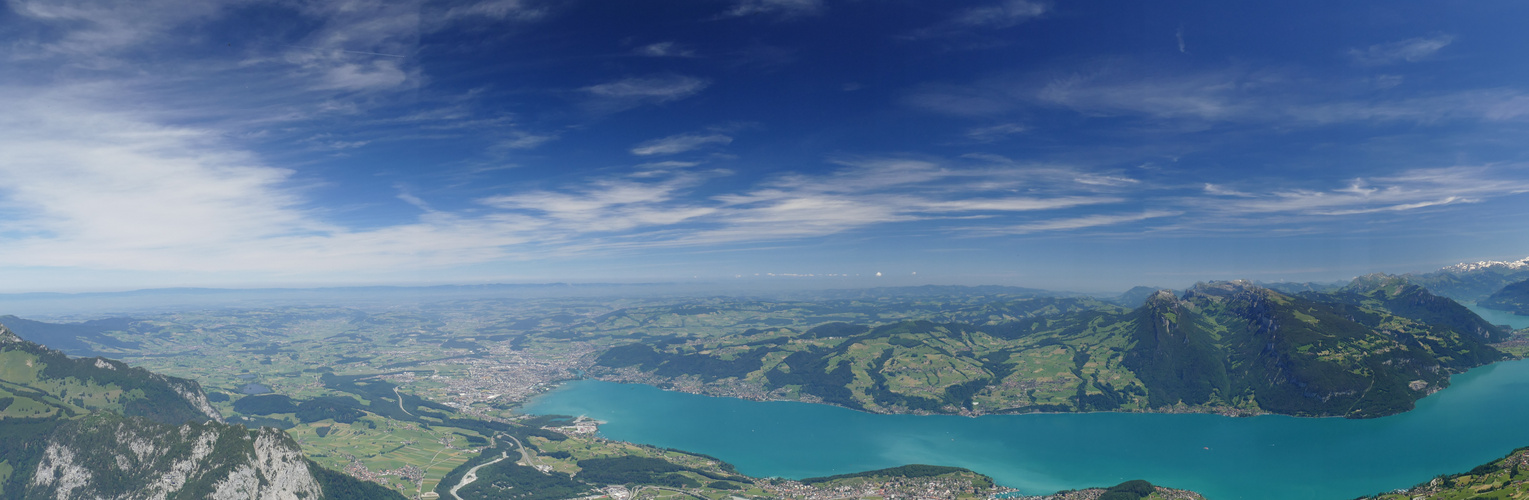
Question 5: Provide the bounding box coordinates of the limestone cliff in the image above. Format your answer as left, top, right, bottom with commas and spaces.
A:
0, 321, 400, 500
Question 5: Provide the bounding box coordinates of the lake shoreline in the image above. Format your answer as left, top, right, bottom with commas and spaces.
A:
522, 357, 1529, 499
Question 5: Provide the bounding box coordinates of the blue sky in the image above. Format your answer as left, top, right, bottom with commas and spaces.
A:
2, 0, 1529, 293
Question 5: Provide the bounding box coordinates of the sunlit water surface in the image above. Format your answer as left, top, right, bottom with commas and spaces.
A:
1467, 303, 1529, 330
525, 306, 1529, 500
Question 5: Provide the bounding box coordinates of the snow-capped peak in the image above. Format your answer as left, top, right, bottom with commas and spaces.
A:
1441, 256, 1529, 273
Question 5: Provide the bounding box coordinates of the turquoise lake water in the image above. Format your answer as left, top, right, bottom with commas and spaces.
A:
525, 354, 1529, 500
1467, 303, 1529, 329
522, 305, 1529, 499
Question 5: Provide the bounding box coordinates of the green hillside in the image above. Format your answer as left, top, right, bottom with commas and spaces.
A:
1365, 447, 1529, 499
0, 324, 402, 500
1482, 279, 1529, 315
0, 325, 218, 425
592, 277, 1507, 418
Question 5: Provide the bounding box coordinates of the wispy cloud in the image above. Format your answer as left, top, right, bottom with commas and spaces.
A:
582, 75, 711, 111
1191, 166, 1529, 219
1203, 183, 1253, 197
8, 0, 549, 94
631, 133, 733, 156
435, 0, 548, 24
1349, 34, 1454, 66
6, 0, 229, 59
268, 0, 429, 92
479, 174, 719, 233
908, 63, 1529, 126
965, 123, 1030, 142
946, 0, 1048, 29
660, 158, 1131, 245
1, 84, 1524, 278
498, 131, 558, 150
636, 42, 697, 58
0, 88, 544, 274
986, 211, 1181, 235
721, 0, 824, 19
909, 0, 1048, 39
4, 88, 1125, 271
908, 67, 1250, 119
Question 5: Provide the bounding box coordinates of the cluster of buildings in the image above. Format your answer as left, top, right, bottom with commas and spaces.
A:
759, 477, 993, 500
429, 343, 599, 408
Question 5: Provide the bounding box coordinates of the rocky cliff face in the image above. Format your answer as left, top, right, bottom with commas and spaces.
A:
24, 414, 322, 500
0, 321, 378, 500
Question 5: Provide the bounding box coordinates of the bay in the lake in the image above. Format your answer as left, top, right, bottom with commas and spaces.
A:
1467, 303, 1529, 330
525, 354, 1529, 500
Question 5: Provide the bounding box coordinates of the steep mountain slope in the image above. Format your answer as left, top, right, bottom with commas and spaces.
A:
1482, 278, 1529, 315
1170, 280, 1503, 417
0, 325, 220, 426
592, 278, 1506, 418
1365, 446, 1529, 499
1327, 274, 1510, 341
0, 324, 400, 500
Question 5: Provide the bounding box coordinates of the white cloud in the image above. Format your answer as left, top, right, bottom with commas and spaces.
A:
1190, 167, 1529, 218
988, 211, 1180, 235
10, 80, 1521, 280
1349, 35, 1454, 66
499, 132, 558, 150
269, 0, 427, 92
0, 82, 1145, 276
6, 0, 231, 58
1074, 174, 1139, 187
0, 87, 548, 274
631, 133, 733, 156
582, 75, 711, 112
666, 158, 1131, 245
5, 0, 553, 97
479, 175, 718, 233
1203, 183, 1253, 197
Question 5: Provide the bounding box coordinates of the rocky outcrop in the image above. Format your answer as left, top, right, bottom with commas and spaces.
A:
0, 321, 370, 500
24, 413, 323, 500
158, 373, 225, 423
0, 323, 21, 344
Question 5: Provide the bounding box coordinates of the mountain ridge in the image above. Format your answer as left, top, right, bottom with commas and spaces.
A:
1482, 278, 1529, 315
0, 323, 403, 500
591, 276, 1508, 418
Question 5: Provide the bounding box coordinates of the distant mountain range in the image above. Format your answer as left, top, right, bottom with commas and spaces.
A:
1406, 256, 1529, 303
